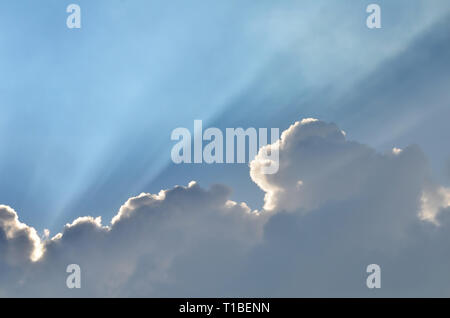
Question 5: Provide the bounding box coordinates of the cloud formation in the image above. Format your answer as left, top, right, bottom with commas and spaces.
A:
1, 118, 450, 297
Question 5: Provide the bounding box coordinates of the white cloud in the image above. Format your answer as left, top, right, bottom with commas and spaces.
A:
1, 182, 264, 296
2, 118, 450, 296
0, 205, 43, 264
420, 184, 450, 224
252, 119, 383, 213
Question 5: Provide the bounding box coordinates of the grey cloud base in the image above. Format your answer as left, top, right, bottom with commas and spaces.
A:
1, 119, 449, 297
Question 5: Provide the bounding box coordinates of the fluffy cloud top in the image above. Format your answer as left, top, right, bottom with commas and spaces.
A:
0, 205, 42, 264
1, 118, 450, 297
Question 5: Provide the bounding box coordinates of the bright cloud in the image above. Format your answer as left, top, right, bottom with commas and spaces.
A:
1, 119, 450, 297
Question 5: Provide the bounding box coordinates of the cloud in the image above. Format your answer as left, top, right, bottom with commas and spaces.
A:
420, 184, 450, 224
1, 182, 264, 297
1, 118, 450, 296
0, 205, 43, 264
0, 205, 44, 297
251, 119, 428, 218
246, 120, 450, 296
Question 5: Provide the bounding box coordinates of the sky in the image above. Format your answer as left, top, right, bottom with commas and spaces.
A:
1, 0, 450, 297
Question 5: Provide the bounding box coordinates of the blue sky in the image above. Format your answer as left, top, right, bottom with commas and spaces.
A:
1, 0, 450, 237
2, 0, 450, 297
